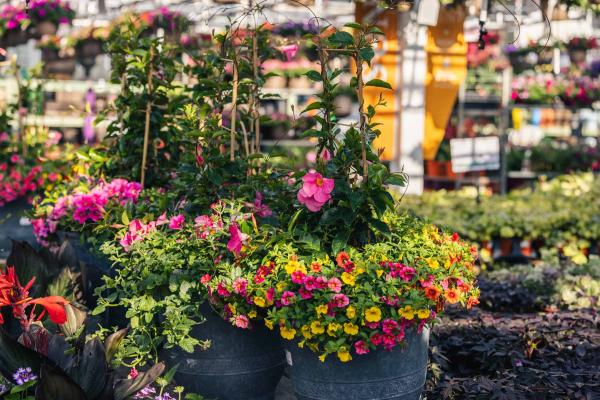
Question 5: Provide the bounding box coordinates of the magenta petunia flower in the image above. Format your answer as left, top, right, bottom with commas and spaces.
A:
297, 170, 334, 212
227, 224, 248, 255
168, 214, 185, 230
279, 43, 299, 62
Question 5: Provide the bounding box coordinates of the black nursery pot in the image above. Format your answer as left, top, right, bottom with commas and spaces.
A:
57, 231, 128, 328
161, 303, 285, 400
285, 327, 429, 400
0, 199, 35, 258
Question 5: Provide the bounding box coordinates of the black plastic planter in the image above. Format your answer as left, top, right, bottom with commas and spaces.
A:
285, 327, 429, 400
0, 200, 35, 258
162, 304, 285, 400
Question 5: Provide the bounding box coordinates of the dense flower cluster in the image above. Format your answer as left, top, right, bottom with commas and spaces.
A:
28, 0, 75, 25
0, 159, 44, 207
32, 178, 142, 245
206, 213, 479, 362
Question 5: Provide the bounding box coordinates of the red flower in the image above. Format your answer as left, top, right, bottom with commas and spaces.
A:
0, 267, 69, 329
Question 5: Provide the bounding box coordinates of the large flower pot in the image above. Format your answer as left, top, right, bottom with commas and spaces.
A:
568, 49, 587, 65
425, 160, 445, 177
41, 47, 60, 62
76, 39, 104, 58
162, 304, 285, 400
0, 200, 35, 259
43, 58, 76, 78
285, 327, 429, 400
34, 21, 58, 37
1, 30, 28, 47
57, 232, 111, 307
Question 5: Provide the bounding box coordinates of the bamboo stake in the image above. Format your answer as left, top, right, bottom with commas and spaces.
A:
252, 34, 260, 153
12, 58, 26, 158
140, 45, 154, 188
356, 50, 368, 181
230, 61, 239, 161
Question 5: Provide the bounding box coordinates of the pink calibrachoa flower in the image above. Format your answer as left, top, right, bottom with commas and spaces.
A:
0, 132, 9, 142
327, 277, 342, 293
382, 319, 398, 334
217, 282, 230, 297
168, 214, 185, 230
354, 340, 370, 355
298, 287, 313, 299
155, 213, 169, 226
9, 154, 21, 164
280, 291, 296, 306
235, 314, 249, 329
227, 224, 248, 255
297, 170, 334, 212
232, 278, 248, 296
332, 293, 349, 308
291, 270, 306, 284
200, 274, 212, 285
71, 193, 107, 224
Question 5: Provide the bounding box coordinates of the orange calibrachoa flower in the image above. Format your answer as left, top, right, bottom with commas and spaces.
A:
0, 267, 69, 330
425, 286, 441, 301
444, 288, 461, 304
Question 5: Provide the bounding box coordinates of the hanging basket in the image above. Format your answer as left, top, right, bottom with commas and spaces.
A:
76, 38, 104, 59
568, 48, 587, 65
43, 57, 76, 78
1, 30, 28, 47
213, 0, 241, 4
30, 21, 58, 38
41, 47, 60, 62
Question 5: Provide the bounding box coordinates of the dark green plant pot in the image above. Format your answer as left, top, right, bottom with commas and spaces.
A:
286, 327, 429, 400
0, 199, 35, 258
57, 231, 128, 328
161, 304, 285, 400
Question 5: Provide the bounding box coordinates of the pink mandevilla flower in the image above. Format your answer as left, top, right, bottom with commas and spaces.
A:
227, 224, 248, 255
297, 170, 334, 212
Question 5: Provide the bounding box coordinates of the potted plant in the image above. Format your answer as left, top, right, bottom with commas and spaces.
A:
94, 201, 286, 400
566, 36, 598, 65
28, 0, 75, 38
37, 34, 61, 61
203, 23, 479, 400
0, 5, 29, 47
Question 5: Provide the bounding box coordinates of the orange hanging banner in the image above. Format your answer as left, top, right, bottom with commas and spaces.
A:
355, 4, 401, 162
423, 5, 467, 160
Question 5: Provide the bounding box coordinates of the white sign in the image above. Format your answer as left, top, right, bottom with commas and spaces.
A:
450, 136, 500, 173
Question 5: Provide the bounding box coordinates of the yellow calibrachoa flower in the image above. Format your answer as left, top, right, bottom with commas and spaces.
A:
341, 272, 355, 286
276, 282, 287, 293
318, 353, 327, 362
327, 323, 341, 337
310, 321, 325, 334
444, 258, 452, 269
343, 322, 359, 335
337, 348, 352, 362
285, 260, 307, 275
264, 319, 274, 330
427, 259, 440, 269
315, 304, 328, 316
399, 305, 415, 320
248, 310, 257, 319
280, 326, 296, 340
355, 266, 366, 275
301, 325, 312, 339
376, 269, 384, 278
417, 309, 431, 319
253, 296, 266, 307
346, 305, 356, 319
365, 306, 382, 322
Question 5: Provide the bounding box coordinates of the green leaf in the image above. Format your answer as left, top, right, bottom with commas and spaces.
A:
302, 102, 323, 114
367, 26, 385, 35
162, 363, 179, 385
0, 329, 44, 385
359, 46, 375, 64
304, 70, 323, 82
332, 231, 351, 255
105, 328, 129, 363
344, 22, 363, 30
369, 218, 391, 237
330, 31, 354, 46
386, 173, 407, 187
121, 210, 130, 226
365, 79, 393, 90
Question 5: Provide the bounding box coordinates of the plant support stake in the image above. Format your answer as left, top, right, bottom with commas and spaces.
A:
140, 45, 154, 188
230, 61, 239, 161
